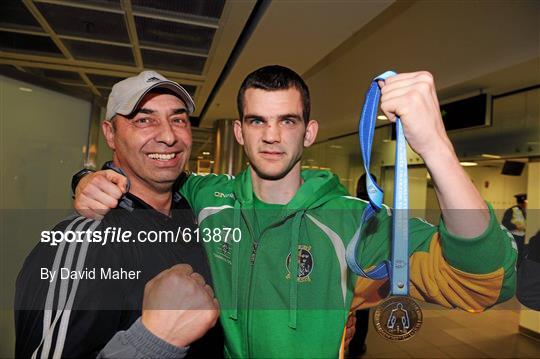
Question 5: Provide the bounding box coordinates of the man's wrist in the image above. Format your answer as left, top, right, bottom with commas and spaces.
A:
71, 168, 95, 194
128, 318, 189, 358
142, 315, 190, 348
419, 139, 456, 167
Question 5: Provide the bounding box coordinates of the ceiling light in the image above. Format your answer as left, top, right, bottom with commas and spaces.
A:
377, 115, 388, 120
382, 139, 392, 143
460, 162, 478, 167
329, 145, 343, 149
202, 151, 210, 155
19, 87, 32, 92
481, 154, 501, 159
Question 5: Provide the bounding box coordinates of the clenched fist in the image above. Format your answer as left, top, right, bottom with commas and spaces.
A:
141, 264, 220, 348
378, 71, 453, 160
74, 169, 127, 220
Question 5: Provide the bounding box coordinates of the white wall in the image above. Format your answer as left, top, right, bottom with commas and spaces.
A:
464, 164, 529, 211
1, 75, 91, 209
0, 75, 91, 357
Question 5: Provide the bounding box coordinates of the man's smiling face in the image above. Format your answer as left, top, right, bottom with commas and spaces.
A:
103, 91, 192, 192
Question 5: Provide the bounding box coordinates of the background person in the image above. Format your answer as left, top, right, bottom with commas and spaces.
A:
502, 193, 527, 265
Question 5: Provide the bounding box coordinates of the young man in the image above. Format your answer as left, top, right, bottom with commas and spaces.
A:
74, 66, 517, 358
15, 71, 222, 358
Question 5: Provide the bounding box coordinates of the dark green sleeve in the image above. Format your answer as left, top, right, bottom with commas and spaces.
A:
358, 202, 517, 307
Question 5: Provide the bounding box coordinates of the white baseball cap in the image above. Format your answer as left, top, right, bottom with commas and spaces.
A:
105, 70, 195, 120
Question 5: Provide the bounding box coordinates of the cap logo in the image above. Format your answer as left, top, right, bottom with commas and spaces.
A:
147, 76, 160, 83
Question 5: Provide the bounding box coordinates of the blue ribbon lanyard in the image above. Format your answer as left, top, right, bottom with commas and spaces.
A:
345, 70, 409, 296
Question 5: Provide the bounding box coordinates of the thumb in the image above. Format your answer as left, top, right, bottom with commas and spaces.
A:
105, 169, 129, 193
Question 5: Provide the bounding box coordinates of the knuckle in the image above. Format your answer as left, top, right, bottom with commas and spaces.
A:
417, 72, 434, 85
193, 273, 205, 284
183, 278, 198, 294
166, 269, 182, 281
417, 82, 430, 93
80, 186, 90, 196
96, 176, 109, 186
409, 90, 422, 103
420, 71, 434, 80
179, 264, 193, 273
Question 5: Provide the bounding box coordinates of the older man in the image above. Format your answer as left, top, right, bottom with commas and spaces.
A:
15, 71, 222, 358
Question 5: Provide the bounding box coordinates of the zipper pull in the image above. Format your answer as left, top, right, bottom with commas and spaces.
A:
250, 242, 258, 265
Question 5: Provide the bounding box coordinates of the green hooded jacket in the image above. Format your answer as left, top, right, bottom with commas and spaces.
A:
180, 168, 516, 358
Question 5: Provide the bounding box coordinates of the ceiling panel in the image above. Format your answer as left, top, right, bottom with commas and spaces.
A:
36, 2, 129, 43
86, 73, 124, 88
135, 17, 215, 53
0, 0, 256, 113
0, 30, 62, 56
63, 40, 135, 65
132, 0, 226, 19
67, 0, 121, 10
0, 0, 42, 30
142, 49, 205, 75
24, 68, 83, 82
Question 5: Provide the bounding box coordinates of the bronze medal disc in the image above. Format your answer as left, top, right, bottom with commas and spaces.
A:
373, 296, 422, 341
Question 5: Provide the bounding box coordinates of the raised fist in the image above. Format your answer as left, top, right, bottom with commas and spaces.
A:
141, 264, 220, 348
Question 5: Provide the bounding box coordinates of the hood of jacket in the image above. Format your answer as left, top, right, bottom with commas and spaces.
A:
233, 166, 349, 213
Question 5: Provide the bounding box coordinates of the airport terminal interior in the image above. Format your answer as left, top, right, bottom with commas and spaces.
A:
0, 0, 539, 357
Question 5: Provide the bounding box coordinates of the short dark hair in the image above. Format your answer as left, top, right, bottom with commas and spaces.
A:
237, 65, 310, 122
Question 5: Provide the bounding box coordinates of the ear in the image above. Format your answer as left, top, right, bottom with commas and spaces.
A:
233, 119, 244, 145
303, 119, 319, 147
102, 120, 116, 150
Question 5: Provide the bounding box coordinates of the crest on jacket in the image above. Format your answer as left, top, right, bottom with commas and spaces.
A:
213, 241, 232, 264
286, 245, 313, 282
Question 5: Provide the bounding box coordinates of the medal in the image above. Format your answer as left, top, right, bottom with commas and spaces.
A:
345, 71, 422, 341
373, 296, 422, 341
